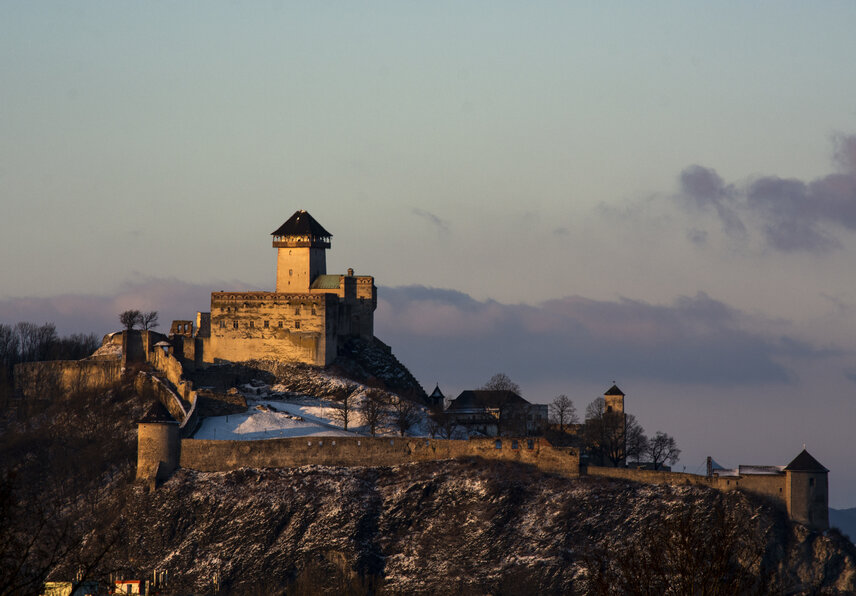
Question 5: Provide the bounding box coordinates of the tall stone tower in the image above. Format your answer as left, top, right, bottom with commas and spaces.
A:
784, 449, 829, 531
604, 384, 627, 466
272, 210, 332, 293
603, 384, 625, 416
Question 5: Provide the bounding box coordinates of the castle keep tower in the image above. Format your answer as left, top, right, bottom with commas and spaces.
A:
273, 210, 332, 293
195, 210, 377, 367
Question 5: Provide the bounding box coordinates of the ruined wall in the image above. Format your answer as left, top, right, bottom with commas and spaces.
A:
14, 360, 122, 399
207, 292, 336, 366
179, 436, 580, 478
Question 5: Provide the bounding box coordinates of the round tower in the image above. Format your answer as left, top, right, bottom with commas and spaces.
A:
136, 401, 180, 484
272, 210, 332, 293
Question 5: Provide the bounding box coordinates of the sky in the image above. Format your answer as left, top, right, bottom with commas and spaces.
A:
2, 3, 855, 507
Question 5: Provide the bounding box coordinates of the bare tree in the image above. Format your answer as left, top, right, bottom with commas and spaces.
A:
361, 388, 389, 436
647, 431, 681, 470
329, 389, 355, 431
479, 372, 521, 394
139, 311, 159, 331
583, 397, 646, 467
391, 397, 420, 437
549, 394, 578, 431
119, 310, 141, 331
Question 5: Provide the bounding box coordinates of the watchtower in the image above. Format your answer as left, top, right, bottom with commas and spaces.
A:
136, 401, 180, 485
784, 448, 829, 531
272, 210, 332, 293
603, 384, 625, 416
604, 384, 627, 466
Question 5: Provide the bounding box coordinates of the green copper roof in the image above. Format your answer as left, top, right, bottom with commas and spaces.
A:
310, 275, 341, 289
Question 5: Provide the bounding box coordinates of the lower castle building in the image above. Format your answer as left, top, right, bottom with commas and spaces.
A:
171, 210, 377, 367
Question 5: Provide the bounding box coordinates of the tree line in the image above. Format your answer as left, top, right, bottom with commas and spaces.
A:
0, 322, 101, 407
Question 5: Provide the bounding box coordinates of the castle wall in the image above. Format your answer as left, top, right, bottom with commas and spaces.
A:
714, 472, 786, 507
206, 292, 337, 366
179, 436, 580, 478
134, 373, 188, 427
14, 360, 122, 399
587, 466, 788, 509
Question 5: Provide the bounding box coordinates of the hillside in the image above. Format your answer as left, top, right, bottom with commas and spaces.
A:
81, 461, 856, 595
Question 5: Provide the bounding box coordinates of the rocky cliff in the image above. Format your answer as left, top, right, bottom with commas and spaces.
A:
94, 460, 856, 595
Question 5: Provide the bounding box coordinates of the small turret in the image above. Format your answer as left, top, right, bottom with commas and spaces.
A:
427, 384, 445, 409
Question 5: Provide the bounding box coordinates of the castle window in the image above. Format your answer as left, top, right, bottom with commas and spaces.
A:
512, 440, 519, 449
233, 321, 238, 329
249, 321, 254, 328
607, 406, 613, 413
311, 306, 316, 315
289, 269, 293, 276
295, 307, 300, 315
495, 440, 502, 449
227, 307, 231, 313
294, 321, 300, 329
527, 439, 534, 449
219, 320, 225, 328
278, 321, 283, 328
264, 320, 269, 328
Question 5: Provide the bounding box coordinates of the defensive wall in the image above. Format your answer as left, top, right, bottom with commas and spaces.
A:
14, 360, 122, 399
587, 465, 788, 509
162, 436, 580, 479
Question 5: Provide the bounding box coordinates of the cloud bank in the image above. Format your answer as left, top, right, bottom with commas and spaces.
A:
1, 279, 837, 393
676, 134, 856, 252
376, 286, 829, 390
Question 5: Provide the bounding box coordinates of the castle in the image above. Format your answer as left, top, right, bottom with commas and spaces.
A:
172, 210, 377, 367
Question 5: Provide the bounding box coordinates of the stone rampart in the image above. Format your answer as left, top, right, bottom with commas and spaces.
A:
179, 436, 579, 478
587, 466, 787, 509
14, 360, 122, 399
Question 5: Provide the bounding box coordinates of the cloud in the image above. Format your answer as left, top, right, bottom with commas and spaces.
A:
674, 134, 856, 253
2, 279, 840, 398
0, 278, 225, 336
411, 208, 450, 235
376, 286, 830, 391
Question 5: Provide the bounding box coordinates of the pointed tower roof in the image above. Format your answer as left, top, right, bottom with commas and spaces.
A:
429, 384, 445, 399
604, 384, 625, 396
784, 449, 828, 473
138, 401, 177, 424
271, 210, 332, 238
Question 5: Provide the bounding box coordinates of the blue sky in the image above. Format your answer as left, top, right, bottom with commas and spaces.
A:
2, 3, 856, 507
